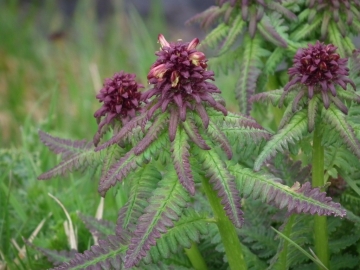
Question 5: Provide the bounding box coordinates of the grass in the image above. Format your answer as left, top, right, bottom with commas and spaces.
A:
0, 1, 237, 269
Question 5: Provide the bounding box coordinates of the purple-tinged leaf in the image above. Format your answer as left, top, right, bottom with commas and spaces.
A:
25, 239, 76, 266
195, 103, 209, 129
322, 105, 360, 159
235, 34, 263, 115
257, 15, 288, 48
98, 150, 139, 197
95, 113, 148, 152
98, 132, 168, 196
196, 148, 243, 228
52, 235, 128, 270
124, 169, 190, 268
230, 166, 346, 217
38, 149, 99, 180
116, 166, 161, 236
218, 15, 245, 55
249, 90, 283, 107
133, 113, 169, 155
78, 213, 115, 240
204, 119, 232, 160
39, 130, 93, 159
171, 127, 195, 195
254, 110, 308, 171
169, 108, 179, 142
100, 145, 123, 181
147, 210, 210, 264
182, 118, 211, 150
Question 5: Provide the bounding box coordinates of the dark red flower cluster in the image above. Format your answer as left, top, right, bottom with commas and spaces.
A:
94, 71, 143, 136
142, 34, 227, 132
284, 41, 355, 109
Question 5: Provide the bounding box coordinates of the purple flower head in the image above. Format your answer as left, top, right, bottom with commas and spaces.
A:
283, 41, 355, 111
142, 34, 227, 133
94, 71, 143, 140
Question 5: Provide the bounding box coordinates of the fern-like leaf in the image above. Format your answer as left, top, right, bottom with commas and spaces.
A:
146, 210, 209, 263
124, 168, 190, 268
133, 113, 168, 155
98, 131, 168, 196
95, 113, 148, 152
171, 127, 195, 195
218, 16, 245, 54
322, 105, 360, 159
290, 15, 322, 42
39, 130, 93, 159
182, 117, 211, 150
205, 119, 233, 160
250, 90, 284, 107
116, 165, 161, 235
38, 148, 99, 180
79, 213, 115, 240
53, 235, 128, 270
235, 34, 263, 115
230, 166, 346, 217
257, 15, 287, 48
195, 147, 244, 228
254, 110, 308, 171
25, 239, 76, 267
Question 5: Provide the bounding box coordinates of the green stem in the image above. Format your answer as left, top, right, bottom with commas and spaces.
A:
267, 74, 283, 128
312, 125, 329, 270
201, 177, 247, 270
184, 242, 208, 270
278, 215, 295, 270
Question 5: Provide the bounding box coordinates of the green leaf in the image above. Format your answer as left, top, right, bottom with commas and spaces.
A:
271, 227, 329, 270
171, 127, 195, 195
125, 167, 190, 267
195, 147, 243, 228
230, 165, 346, 217
322, 105, 360, 159
254, 110, 308, 171
235, 34, 263, 114
218, 16, 244, 54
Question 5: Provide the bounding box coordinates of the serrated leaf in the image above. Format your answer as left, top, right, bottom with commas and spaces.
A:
230, 166, 346, 217
195, 148, 244, 228
171, 127, 195, 195
235, 34, 263, 115
39, 130, 93, 159
38, 149, 100, 180
254, 110, 308, 171
322, 105, 360, 159
218, 16, 244, 54
53, 235, 128, 270
124, 168, 190, 268
79, 213, 115, 240
116, 165, 161, 235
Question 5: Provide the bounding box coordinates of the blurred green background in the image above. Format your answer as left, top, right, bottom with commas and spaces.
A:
0, 0, 238, 269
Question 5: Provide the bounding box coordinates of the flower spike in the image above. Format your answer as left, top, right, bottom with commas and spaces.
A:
93, 71, 143, 145
143, 34, 227, 140
282, 41, 355, 113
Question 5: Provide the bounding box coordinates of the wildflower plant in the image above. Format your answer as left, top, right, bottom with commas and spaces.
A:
33, 1, 360, 270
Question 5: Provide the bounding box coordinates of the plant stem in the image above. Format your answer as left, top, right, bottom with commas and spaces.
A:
267, 74, 283, 128
278, 214, 295, 270
184, 242, 208, 270
312, 125, 329, 270
201, 177, 247, 270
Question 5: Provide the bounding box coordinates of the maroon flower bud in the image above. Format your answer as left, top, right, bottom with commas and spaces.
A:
283, 41, 355, 111
94, 71, 143, 140
143, 34, 227, 130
